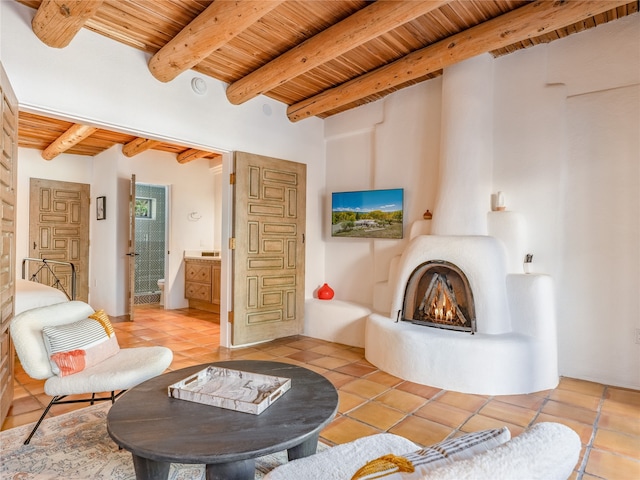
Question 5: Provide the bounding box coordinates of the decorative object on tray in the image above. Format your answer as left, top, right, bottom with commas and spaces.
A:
317, 283, 334, 300
168, 365, 291, 414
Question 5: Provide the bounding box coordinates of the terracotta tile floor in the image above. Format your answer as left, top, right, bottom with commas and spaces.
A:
4, 305, 639, 479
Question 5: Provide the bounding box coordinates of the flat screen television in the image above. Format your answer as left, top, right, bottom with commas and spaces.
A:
331, 188, 403, 239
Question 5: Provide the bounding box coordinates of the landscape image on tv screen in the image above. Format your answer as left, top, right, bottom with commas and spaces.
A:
331, 188, 403, 239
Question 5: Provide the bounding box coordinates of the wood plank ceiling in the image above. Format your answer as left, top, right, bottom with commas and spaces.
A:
18, 111, 223, 162
15, 0, 639, 162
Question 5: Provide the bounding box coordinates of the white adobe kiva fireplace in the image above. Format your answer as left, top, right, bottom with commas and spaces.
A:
366, 234, 559, 395
365, 55, 559, 395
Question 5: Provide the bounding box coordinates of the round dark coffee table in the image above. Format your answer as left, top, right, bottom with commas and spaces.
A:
106, 360, 338, 480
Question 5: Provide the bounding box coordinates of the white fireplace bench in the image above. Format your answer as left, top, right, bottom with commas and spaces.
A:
304, 298, 371, 348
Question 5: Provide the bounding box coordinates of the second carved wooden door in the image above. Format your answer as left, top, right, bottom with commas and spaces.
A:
232, 151, 306, 346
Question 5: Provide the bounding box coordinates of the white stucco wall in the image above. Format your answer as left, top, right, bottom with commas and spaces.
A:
324, 81, 442, 306
493, 14, 639, 389
324, 13, 640, 389
559, 87, 639, 387
432, 53, 494, 236
90, 147, 120, 314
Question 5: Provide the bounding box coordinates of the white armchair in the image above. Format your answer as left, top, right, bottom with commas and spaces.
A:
264, 423, 581, 480
10, 301, 173, 444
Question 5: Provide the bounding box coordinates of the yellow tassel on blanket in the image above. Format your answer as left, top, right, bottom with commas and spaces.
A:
351, 454, 415, 480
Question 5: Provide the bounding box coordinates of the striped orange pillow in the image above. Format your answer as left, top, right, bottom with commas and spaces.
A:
42, 312, 120, 376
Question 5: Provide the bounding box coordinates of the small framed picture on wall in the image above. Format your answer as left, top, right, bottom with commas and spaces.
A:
97, 196, 106, 220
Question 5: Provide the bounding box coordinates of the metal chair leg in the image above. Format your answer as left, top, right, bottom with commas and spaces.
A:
23, 395, 62, 445
24, 391, 125, 444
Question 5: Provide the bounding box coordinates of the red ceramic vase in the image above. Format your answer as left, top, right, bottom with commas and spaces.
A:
318, 283, 334, 300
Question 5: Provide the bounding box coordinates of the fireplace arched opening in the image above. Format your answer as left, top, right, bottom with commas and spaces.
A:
402, 260, 476, 334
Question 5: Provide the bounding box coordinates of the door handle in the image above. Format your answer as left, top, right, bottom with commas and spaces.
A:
33, 242, 37, 249
125, 253, 140, 257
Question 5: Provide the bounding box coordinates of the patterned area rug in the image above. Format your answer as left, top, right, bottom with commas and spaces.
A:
1, 402, 326, 479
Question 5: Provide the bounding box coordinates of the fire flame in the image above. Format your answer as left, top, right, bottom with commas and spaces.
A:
430, 289, 455, 322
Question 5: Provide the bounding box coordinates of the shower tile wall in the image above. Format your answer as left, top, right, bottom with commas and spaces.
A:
135, 184, 165, 303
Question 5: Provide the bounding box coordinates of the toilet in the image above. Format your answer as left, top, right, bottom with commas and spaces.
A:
157, 279, 165, 306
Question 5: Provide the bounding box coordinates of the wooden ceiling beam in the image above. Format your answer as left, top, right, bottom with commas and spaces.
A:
41, 123, 97, 160
177, 149, 219, 164
225, 0, 451, 105
122, 137, 161, 157
287, 0, 630, 122
148, 0, 284, 83
32, 0, 104, 48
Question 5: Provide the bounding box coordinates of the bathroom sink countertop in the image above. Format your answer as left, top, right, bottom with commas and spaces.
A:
184, 256, 220, 261
184, 250, 220, 260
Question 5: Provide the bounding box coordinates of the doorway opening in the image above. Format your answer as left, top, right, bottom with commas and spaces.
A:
133, 183, 168, 305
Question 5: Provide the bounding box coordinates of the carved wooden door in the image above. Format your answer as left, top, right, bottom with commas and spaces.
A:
29, 178, 90, 301
0, 62, 17, 425
232, 151, 306, 345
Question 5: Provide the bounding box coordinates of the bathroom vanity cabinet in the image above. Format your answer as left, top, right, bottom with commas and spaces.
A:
184, 257, 221, 313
